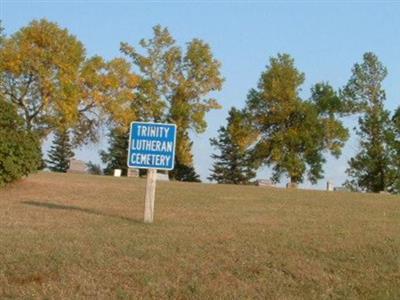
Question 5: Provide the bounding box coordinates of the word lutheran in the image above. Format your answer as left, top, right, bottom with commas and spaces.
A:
128, 122, 177, 170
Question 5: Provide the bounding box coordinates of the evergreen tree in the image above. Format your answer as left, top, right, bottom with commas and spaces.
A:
46, 129, 74, 173
169, 131, 201, 182
86, 161, 102, 175
245, 54, 348, 185
391, 108, 400, 193
100, 128, 129, 176
343, 53, 397, 193
209, 108, 256, 184
171, 160, 201, 182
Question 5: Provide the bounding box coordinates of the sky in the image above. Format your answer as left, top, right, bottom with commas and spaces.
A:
1, 0, 400, 189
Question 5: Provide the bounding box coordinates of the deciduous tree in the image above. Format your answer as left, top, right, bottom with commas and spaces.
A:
0, 19, 140, 146
0, 19, 85, 136
246, 54, 348, 185
121, 25, 223, 180
0, 97, 41, 185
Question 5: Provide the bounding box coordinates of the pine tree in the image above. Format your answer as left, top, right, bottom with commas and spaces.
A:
391, 108, 400, 193
343, 53, 397, 193
86, 161, 102, 175
171, 160, 201, 182
209, 108, 256, 184
168, 130, 201, 182
100, 127, 129, 176
46, 129, 74, 173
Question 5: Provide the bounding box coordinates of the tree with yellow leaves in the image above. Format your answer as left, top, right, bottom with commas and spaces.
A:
121, 25, 224, 181
0, 19, 140, 146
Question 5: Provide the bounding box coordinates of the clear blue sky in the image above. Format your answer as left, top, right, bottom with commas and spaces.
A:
2, 1, 400, 189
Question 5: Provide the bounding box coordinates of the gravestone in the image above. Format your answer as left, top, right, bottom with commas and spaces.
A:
334, 187, 349, 192
256, 179, 273, 187
286, 182, 298, 189
157, 172, 170, 181
67, 159, 87, 174
127, 168, 139, 178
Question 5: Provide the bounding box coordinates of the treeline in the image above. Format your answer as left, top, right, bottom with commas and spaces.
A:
0, 19, 399, 193
0, 19, 222, 184
209, 53, 400, 194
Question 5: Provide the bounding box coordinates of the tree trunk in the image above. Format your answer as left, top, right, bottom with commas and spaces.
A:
287, 177, 299, 189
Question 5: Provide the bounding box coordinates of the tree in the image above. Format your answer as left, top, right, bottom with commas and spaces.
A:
0, 21, 4, 46
0, 97, 41, 186
46, 129, 75, 173
0, 19, 85, 137
343, 53, 398, 193
171, 161, 201, 182
0, 19, 140, 146
100, 127, 129, 176
209, 107, 257, 184
245, 54, 348, 185
120, 25, 223, 180
391, 108, 400, 193
86, 161, 102, 175
75, 56, 140, 145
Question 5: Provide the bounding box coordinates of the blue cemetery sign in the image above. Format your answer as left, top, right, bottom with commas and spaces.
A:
127, 122, 177, 170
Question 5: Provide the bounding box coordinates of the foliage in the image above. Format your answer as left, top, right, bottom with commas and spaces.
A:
86, 161, 103, 175
246, 54, 348, 185
0, 19, 85, 137
0, 19, 140, 146
100, 127, 129, 176
209, 107, 256, 184
0, 98, 41, 186
170, 159, 201, 182
343, 53, 398, 193
0, 21, 4, 46
121, 25, 223, 179
46, 129, 75, 173
392, 107, 400, 193
75, 56, 140, 145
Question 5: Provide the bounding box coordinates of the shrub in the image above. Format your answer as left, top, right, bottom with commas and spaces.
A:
0, 99, 41, 186
86, 161, 102, 175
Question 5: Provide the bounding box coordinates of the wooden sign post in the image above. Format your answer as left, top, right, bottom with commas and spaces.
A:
127, 122, 177, 223
144, 169, 157, 223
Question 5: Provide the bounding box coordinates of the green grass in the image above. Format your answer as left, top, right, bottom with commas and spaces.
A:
0, 172, 399, 299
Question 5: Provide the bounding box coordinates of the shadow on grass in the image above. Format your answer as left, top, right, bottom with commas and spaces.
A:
21, 201, 142, 224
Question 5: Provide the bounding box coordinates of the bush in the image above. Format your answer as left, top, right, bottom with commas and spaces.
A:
0, 99, 42, 186
86, 161, 102, 175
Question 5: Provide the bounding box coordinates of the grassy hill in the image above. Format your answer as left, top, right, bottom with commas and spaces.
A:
0, 172, 399, 299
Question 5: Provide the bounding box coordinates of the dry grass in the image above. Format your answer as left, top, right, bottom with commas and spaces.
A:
0, 172, 399, 299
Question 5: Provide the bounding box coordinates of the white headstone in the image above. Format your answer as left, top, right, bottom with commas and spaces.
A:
327, 181, 334, 191
256, 179, 273, 187
114, 169, 122, 177
127, 168, 139, 178
157, 172, 169, 181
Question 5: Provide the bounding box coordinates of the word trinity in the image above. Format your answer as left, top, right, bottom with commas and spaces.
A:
127, 122, 177, 170
136, 125, 170, 139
